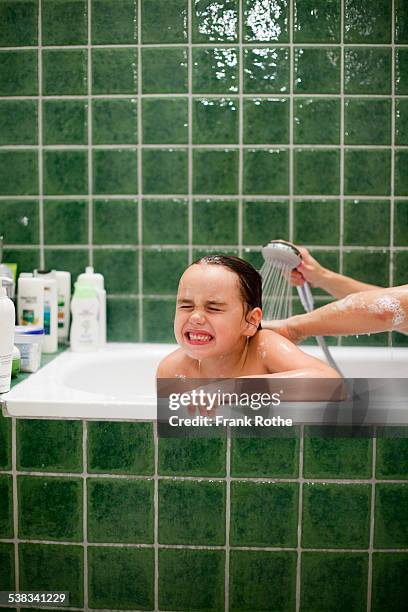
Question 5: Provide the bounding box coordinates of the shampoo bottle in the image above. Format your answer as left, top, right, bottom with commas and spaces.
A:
56, 271, 71, 344
77, 266, 106, 346
17, 273, 44, 327
34, 270, 58, 353
0, 282, 16, 393
70, 283, 99, 351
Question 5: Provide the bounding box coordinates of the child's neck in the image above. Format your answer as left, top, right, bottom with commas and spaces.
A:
196, 338, 249, 378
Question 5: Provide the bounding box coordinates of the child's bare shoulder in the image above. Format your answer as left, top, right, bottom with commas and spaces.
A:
253, 328, 285, 349
156, 348, 191, 378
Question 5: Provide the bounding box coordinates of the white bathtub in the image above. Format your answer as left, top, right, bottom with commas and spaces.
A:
2, 343, 408, 422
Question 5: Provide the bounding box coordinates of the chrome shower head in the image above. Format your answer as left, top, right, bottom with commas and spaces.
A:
261, 240, 302, 270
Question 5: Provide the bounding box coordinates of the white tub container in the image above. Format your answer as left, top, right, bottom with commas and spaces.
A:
14, 325, 44, 373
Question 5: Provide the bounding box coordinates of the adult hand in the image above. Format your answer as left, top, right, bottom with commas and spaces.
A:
290, 247, 326, 289
262, 317, 307, 345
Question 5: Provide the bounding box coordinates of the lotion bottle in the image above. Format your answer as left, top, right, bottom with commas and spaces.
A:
77, 266, 106, 346
17, 273, 44, 327
34, 270, 58, 353
56, 271, 71, 344
70, 283, 99, 351
0, 282, 16, 393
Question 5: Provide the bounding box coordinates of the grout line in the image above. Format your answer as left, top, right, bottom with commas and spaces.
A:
389, 0, 396, 350
11, 417, 19, 593
367, 430, 377, 612
187, 0, 193, 265
153, 420, 159, 612
289, 0, 294, 318
0, 193, 405, 201
38, 0, 44, 268
225, 426, 231, 612
339, 0, 345, 348
136, 0, 143, 341
87, 0, 93, 267
295, 424, 304, 612
82, 421, 88, 610
1, 92, 408, 100
237, 0, 244, 259
2, 143, 408, 150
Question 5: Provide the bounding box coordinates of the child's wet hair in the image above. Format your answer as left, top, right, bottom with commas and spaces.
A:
191, 254, 262, 329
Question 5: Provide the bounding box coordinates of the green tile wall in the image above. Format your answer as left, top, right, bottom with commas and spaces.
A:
0, 0, 406, 347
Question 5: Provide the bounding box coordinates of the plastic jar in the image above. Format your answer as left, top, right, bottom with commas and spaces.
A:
14, 325, 44, 373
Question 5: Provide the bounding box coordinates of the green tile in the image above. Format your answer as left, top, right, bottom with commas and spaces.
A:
142, 47, 188, 94
142, 97, 188, 144
301, 552, 368, 612
344, 200, 390, 246
92, 0, 138, 44
341, 332, 389, 347
243, 199, 289, 245
44, 249, 88, 284
230, 550, 297, 612
3, 248, 40, 274
396, 49, 408, 95
192, 246, 239, 259
88, 478, 153, 544
231, 428, 299, 477
244, 0, 288, 42
294, 0, 340, 43
294, 98, 340, 145
44, 199, 88, 244
18, 476, 82, 542
159, 479, 225, 545
193, 97, 238, 144
294, 47, 340, 94
230, 481, 298, 547
396, 0, 408, 43
88, 546, 154, 610
302, 483, 370, 548
372, 553, 408, 612
93, 249, 138, 293
0, 101, 37, 145
158, 435, 226, 476
0, 151, 38, 195
142, 0, 187, 43
16, 420, 83, 473
44, 150, 87, 196
92, 48, 137, 94
19, 544, 83, 607
93, 199, 138, 244
0, 475, 13, 539
306, 249, 340, 297
193, 149, 239, 195
294, 200, 339, 245
143, 199, 188, 244
243, 250, 268, 273
344, 47, 391, 94
244, 98, 289, 144
143, 248, 188, 294
42, 49, 87, 95
375, 484, 408, 548
395, 150, 408, 196
143, 298, 176, 342
243, 47, 289, 93
0, 50, 37, 96
343, 251, 389, 287
42, 0, 87, 45
0, 0, 38, 46
0, 200, 39, 245
0, 413, 11, 470
93, 99, 137, 145
93, 149, 138, 195
344, 149, 391, 196
159, 548, 224, 610
344, 0, 392, 43
394, 201, 408, 248
193, 199, 238, 244
193, 0, 238, 42
0, 544, 15, 591
88, 421, 154, 475
294, 149, 340, 196
193, 47, 238, 93
143, 148, 187, 195
107, 297, 139, 341
303, 427, 372, 478
244, 148, 289, 195
43, 100, 87, 146
345, 98, 391, 145
396, 99, 408, 145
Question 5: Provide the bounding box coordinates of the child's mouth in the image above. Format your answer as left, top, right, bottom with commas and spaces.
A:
185, 331, 214, 345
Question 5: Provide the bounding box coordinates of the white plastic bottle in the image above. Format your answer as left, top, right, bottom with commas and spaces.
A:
56, 271, 71, 343
77, 266, 106, 346
70, 283, 99, 351
17, 273, 44, 328
0, 284, 16, 393
34, 270, 58, 354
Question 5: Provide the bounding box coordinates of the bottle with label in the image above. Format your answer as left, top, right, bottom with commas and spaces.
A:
70, 283, 99, 351
0, 282, 16, 393
17, 273, 44, 328
56, 271, 71, 343
34, 270, 58, 354
77, 266, 106, 347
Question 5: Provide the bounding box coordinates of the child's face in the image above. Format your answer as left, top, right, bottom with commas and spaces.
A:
174, 263, 255, 359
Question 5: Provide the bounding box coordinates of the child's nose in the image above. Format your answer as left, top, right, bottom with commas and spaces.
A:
189, 310, 206, 324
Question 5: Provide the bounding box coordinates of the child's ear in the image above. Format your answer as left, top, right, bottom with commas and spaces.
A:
245, 307, 262, 336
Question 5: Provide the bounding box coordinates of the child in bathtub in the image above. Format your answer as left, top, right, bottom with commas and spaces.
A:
156, 254, 340, 380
